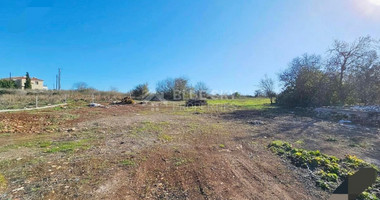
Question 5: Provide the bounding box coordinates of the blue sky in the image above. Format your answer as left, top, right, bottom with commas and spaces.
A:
0, 0, 379, 94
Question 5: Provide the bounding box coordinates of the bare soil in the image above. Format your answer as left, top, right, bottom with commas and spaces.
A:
0, 104, 378, 199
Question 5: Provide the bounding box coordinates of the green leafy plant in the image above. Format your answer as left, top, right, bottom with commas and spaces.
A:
268, 140, 379, 198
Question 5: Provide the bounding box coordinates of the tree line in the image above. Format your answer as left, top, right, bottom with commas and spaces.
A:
130, 77, 210, 100
74, 35, 379, 107
276, 36, 380, 107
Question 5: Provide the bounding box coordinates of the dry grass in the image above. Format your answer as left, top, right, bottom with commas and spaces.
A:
0, 89, 126, 110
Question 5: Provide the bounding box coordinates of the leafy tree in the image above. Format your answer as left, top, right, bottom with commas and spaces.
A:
259, 75, 276, 104
232, 92, 241, 98
0, 80, 16, 89
24, 72, 32, 89
277, 54, 329, 107
131, 83, 149, 99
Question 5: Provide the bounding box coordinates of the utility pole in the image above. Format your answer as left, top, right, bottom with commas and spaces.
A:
58, 68, 61, 91
9, 72, 11, 80
56, 75, 58, 90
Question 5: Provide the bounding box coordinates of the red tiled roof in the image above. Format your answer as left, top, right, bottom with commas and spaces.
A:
9, 76, 43, 81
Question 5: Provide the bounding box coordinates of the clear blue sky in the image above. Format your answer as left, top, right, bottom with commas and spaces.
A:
1, 0, 379, 94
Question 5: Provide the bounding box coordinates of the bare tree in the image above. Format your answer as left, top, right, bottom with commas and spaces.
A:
194, 82, 210, 99
279, 54, 321, 89
109, 86, 119, 92
259, 75, 276, 104
73, 82, 89, 90
327, 36, 375, 103
156, 78, 174, 100
156, 77, 192, 100
254, 90, 263, 97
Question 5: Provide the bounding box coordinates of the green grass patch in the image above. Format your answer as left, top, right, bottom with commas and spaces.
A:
268, 140, 379, 199
208, 98, 274, 110
0, 122, 4, 132
0, 139, 54, 153
44, 139, 90, 153
130, 121, 170, 136
0, 133, 11, 137
158, 133, 173, 142
121, 159, 135, 166
172, 157, 190, 166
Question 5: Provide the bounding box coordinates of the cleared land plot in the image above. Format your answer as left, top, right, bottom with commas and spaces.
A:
0, 98, 378, 199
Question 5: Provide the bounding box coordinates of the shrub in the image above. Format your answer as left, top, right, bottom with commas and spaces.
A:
131, 83, 149, 99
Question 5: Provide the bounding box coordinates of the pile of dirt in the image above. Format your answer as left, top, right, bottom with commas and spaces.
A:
120, 97, 135, 104
185, 99, 207, 107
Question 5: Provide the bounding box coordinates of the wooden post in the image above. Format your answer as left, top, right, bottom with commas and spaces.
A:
36, 96, 38, 108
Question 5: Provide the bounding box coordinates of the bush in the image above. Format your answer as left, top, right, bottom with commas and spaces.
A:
131, 83, 149, 99
0, 80, 16, 89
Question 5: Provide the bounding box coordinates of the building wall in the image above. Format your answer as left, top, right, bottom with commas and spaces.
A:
14, 79, 23, 89
31, 80, 44, 90
13, 79, 45, 90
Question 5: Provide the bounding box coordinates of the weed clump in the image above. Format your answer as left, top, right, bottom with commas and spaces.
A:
0, 173, 7, 192
172, 157, 190, 166
121, 159, 135, 166
268, 140, 380, 199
